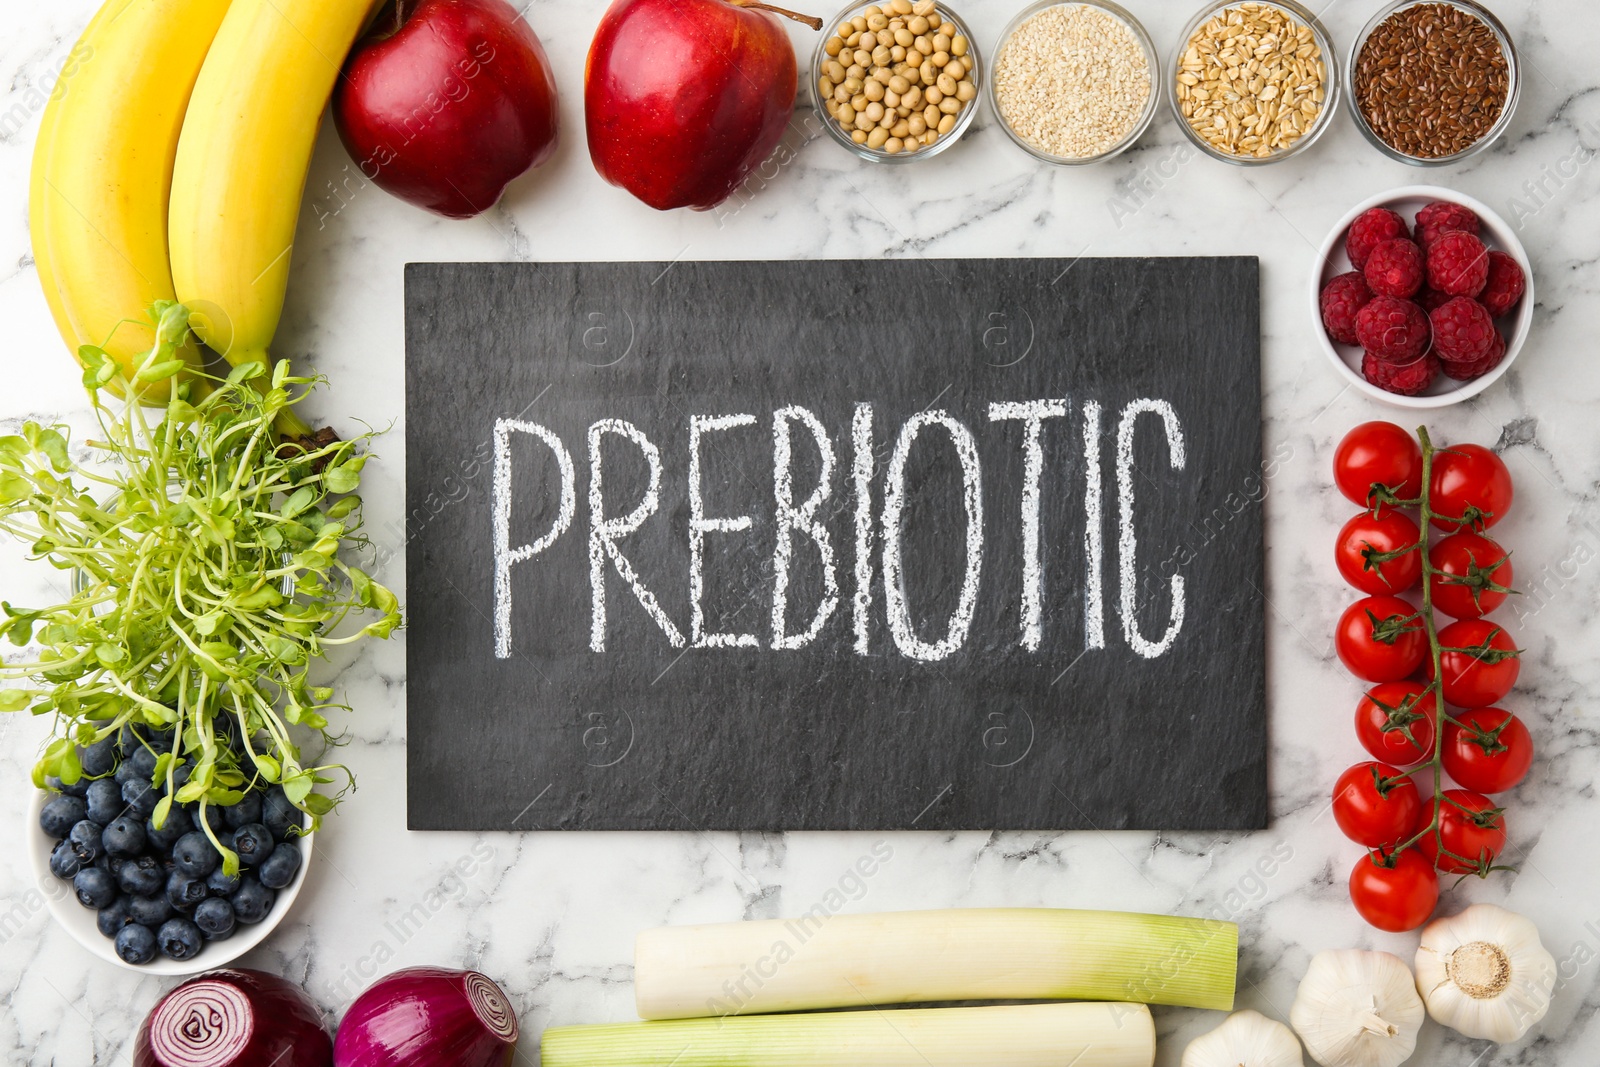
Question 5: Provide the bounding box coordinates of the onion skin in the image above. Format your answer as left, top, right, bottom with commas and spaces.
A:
135, 969, 331, 1067
334, 967, 519, 1067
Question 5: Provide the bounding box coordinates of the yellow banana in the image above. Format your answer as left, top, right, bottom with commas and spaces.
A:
169, 0, 383, 369
30, 0, 231, 400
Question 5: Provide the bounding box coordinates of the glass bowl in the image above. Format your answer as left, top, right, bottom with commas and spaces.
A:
1168, 0, 1340, 165
986, 0, 1159, 166
810, 1, 982, 164
1345, 0, 1519, 166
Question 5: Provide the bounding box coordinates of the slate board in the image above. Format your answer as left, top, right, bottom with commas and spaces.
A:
404, 258, 1266, 831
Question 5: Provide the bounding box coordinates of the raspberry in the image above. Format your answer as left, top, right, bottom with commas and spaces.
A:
1321, 271, 1374, 344
1430, 297, 1498, 364
1415, 287, 1451, 313
1479, 250, 1526, 317
1364, 238, 1425, 297
1363, 350, 1440, 396
1414, 201, 1481, 248
1356, 296, 1431, 363
1440, 331, 1506, 381
1427, 231, 1490, 296
1346, 208, 1410, 271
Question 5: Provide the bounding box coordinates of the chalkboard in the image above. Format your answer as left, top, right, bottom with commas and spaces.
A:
404, 258, 1266, 831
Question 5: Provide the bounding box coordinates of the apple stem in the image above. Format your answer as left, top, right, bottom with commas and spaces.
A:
726, 0, 824, 30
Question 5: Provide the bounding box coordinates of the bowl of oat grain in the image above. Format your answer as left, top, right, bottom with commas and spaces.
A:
987, 0, 1159, 166
1169, 0, 1340, 165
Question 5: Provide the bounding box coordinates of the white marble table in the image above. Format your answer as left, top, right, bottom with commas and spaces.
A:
3, 0, 1599, 1061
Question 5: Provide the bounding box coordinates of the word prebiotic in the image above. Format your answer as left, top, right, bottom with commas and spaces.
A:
491, 397, 1187, 663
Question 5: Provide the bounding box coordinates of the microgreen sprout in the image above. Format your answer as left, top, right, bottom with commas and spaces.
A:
0, 302, 400, 874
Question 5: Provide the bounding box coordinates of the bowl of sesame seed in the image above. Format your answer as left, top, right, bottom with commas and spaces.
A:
987, 0, 1159, 166
1169, 0, 1339, 165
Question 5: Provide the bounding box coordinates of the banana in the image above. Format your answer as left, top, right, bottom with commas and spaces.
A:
169, 0, 384, 369
30, 0, 231, 399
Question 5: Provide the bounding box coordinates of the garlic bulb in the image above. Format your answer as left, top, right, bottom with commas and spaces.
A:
1415, 903, 1556, 1043
1182, 1009, 1305, 1067
1289, 950, 1423, 1067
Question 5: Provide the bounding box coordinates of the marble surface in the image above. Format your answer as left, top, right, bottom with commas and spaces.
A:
3, 0, 1600, 1061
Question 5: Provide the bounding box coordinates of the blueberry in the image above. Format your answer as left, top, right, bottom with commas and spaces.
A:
127, 894, 174, 928
125, 746, 158, 781
117, 854, 165, 897
231, 822, 273, 867
101, 814, 146, 858
206, 865, 241, 897
46, 775, 90, 799
68, 820, 105, 864
257, 841, 302, 890
115, 923, 158, 965
156, 918, 204, 961
172, 832, 220, 878
49, 839, 83, 880
190, 803, 227, 835
193, 897, 236, 940
97, 895, 132, 938
146, 805, 193, 853
119, 722, 174, 755
166, 868, 210, 912
123, 778, 160, 820
40, 794, 88, 839
114, 760, 139, 788
79, 735, 118, 778
222, 793, 263, 830
231, 877, 276, 924
74, 866, 118, 909
262, 788, 299, 840
84, 779, 123, 825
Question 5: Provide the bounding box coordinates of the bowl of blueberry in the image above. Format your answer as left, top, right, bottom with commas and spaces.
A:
30, 723, 313, 973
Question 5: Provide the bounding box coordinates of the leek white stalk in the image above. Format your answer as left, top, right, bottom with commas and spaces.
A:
1289, 950, 1423, 1067
1182, 1009, 1304, 1067
1414, 903, 1555, 1043
633, 908, 1237, 1018
542, 1002, 1155, 1067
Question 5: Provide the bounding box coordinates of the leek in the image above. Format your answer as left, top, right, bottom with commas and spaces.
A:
543, 1002, 1155, 1067
634, 908, 1236, 1018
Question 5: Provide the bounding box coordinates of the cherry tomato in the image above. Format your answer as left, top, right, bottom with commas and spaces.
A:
1349, 848, 1439, 932
1442, 708, 1533, 793
1428, 531, 1513, 620
1336, 595, 1427, 683
1428, 619, 1520, 706
1335, 510, 1422, 594
1418, 789, 1507, 873
1354, 681, 1437, 768
1430, 443, 1513, 531
1334, 422, 1423, 507
1332, 762, 1423, 847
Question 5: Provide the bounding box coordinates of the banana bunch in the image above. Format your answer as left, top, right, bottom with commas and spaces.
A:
31, 0, 381, 403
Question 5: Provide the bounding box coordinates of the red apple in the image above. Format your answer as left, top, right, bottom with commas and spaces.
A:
335, 0, 559, 219
586, 0, 820, 211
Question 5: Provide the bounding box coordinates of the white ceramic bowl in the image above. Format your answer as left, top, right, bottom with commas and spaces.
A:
1311, 184, 1533, 409
29, 791, 313, 975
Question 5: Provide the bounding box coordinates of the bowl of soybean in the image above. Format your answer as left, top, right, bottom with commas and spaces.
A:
811, 0, 982, 163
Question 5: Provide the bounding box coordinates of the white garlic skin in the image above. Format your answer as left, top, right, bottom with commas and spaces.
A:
1182, 1009, 1305, 1067
1415, 903, 1557, 1043
1290, 949, 1424, 1067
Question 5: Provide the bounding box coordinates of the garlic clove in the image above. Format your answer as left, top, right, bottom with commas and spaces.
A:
1290, 949, 1423, 1067
1182, 1009, 1305, 1067
1415, 903, 1556, 1044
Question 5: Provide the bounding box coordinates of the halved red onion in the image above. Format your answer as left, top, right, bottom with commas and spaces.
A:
135, 969, 331, 1067
334, 967, 519, 1067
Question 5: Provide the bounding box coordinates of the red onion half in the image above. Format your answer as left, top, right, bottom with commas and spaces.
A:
334, 967, 519, 1067
135, 969, 331, 1067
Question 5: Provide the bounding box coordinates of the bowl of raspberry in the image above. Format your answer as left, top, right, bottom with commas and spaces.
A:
1313, 185, 1532, 407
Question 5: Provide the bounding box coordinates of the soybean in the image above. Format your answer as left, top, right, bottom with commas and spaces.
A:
820, 4, 975, 153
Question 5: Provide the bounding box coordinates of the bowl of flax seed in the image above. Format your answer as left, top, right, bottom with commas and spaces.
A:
1348, 0, 1519, 165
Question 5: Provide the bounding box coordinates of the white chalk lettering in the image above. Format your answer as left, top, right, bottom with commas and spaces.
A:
492, 419, 576, 659
1082, 399, 1105, 650
851, 403, 875, 656
689, 414, 760, 648
772, 407, 839, 649
1115, 399, 1186, 658
588, 419, 686, 652
988, 399, 1068, 651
